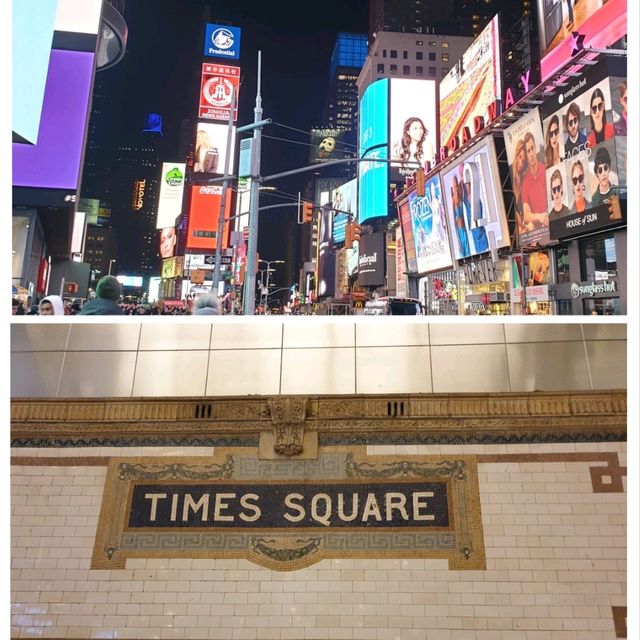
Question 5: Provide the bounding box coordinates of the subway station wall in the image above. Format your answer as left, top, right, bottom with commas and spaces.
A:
10, 321, 627, 398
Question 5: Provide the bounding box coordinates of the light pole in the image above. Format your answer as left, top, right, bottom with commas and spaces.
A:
108, 259, 116, 276
259, 259, 284, 314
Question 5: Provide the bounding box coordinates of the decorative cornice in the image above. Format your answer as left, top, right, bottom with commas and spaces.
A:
11, 391, 626, 447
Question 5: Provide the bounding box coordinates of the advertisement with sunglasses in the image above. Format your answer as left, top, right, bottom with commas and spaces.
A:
539, 65, 626, 241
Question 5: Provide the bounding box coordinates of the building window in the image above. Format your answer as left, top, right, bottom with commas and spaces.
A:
390, 50, 397, 58
416, 51, 423, 60
429, 52, 436, 61
555, 247, 571, 284
377, 63, 385, 73
580, 234, 618, 281
383, 49, 387, 58
429, 66, 436, 77
441, 53, 449, 62
416, 40, 423, 45
416, 66, 424, 75
403, 51, 408, 59
442, 42, 449, 48
403, 65, 411, 75
390, 64, 398, 73
442, 68, 449, 77
429, 41, 436, 46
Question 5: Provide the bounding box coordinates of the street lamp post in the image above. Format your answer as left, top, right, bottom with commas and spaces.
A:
258, 259, 284, 313
108, 259, 116, 276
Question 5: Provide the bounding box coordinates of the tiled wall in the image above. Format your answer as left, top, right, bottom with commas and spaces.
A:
11, 442, 626, 639
10, 321, 627, 398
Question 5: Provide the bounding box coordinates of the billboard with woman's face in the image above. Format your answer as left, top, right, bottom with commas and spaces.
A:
193, 123, 236, 175
440, 137, 510, 261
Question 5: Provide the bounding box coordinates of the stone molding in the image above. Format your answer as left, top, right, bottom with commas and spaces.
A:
11, 391, 626, 445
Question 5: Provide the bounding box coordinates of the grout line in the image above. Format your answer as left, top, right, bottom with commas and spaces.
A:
580, 324, 595, 390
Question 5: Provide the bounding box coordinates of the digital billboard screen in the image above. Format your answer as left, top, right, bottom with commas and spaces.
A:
13, 49, 95, 191
538, 0, 626, 81
408, 174, 453, 274
397, 197, 418, 274
186, 185, 232, 251
440, 137, 510, 261
199, 63, 240, 121
193, 123, 236, 175
331, 179, 357, 243
503, 107, 550, 248
538, 69, 626, 240
357, 233, 385, 287
156, 163, 186, 229
440, 15, 501, 150
358, 78, 389, 155
316, 207, 335, 297
309, 128, 352, 164
389, 79, 437, 178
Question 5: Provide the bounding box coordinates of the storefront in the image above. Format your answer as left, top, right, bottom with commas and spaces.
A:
458, 256, 511, 315
419, 270, 459, 315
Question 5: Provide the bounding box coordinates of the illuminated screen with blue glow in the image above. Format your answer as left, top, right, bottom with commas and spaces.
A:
358, 79, 389, 223
331, 179, 357, 243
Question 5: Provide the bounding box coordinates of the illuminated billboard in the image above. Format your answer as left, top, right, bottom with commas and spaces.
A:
309, 127, 352, 164
203, 24, 241, 60
389, 79, 438, 178
539, 70, 627, 240
186, 185, 232, 251
193, 123, 236, 175
397, 197, 418, 274
408, 174, 453, 274
156, 163, 186, 229
316, 207, 335, 298
357, 233, 385, 287
358, 79, 389, 223
159, 226, 177, 259
331, 179, 357, 243
538, 0, 626, 81
440, 15, 502, 150
13, 49, 95, 191
440, 137, 510, 261
199, 63, 240, 121
79, 198, 100, 225
503, 107, 550, 248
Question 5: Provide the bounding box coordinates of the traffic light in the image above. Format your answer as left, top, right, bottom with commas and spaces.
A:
345, 222, 354, 248
301, 201, 314, 223
415, 167, 425, 197
352, 223, 361, 244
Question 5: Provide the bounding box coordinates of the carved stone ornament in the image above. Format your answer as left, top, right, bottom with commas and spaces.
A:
267, 397, 308, 457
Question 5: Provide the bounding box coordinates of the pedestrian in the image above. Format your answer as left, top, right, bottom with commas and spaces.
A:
12, 298, 25, 315
38, 295, 65, 315
193, 293, 220, 315
78, 275, 124, 315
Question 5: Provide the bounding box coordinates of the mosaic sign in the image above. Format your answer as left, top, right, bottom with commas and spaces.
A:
92, 448, 485, 571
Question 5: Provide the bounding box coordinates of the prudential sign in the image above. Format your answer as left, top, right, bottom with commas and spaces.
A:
204, 24, 241, 60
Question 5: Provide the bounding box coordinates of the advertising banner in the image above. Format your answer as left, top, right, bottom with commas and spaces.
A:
440, 15, 502, 150
397, 197, 418, 274
503, 107, 550, 248
389, 79, 438, 178
538, 0, 626, 81
156, 163, 186, 229
309, 128, 351, 164
316, 207, 335, 298
79, 198, 100, 225
511, 250, 551, 303
440, 137, 510, 260
12, 50, 95, 192
159, 225, 177, 259
199, 63, 240, 121
193, 123, 236, 175
358, 79, 390, 223
331, 179, 357, 244
539, 68, 626, 240
408, 174, 453, 275
186, 185, 232, 251
203, 24, 241, 60
395, 227, 407, 298
358, 233, 385, 287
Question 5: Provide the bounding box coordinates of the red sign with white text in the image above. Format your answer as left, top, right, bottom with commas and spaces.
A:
186, 185, 232, 251
199, 63, 240, 121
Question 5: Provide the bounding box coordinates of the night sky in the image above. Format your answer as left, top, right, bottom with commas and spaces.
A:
106, 0, 368, 286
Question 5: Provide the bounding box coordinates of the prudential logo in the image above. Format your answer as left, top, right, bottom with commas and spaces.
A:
204, 24, 241, 60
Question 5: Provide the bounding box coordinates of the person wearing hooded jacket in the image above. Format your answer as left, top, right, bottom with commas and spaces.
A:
38, 295, 65, 315
193, 294, 220, 315
79, 275, 124, 315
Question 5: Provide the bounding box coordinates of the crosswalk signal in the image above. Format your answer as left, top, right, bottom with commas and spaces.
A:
415, 168, 426, 197
302, 201, 314, 223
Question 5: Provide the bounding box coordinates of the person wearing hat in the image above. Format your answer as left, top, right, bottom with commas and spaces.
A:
38, 295, 65, 315
79, 275, 123, 315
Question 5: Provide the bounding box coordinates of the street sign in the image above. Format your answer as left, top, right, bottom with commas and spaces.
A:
204, 255, 215, 265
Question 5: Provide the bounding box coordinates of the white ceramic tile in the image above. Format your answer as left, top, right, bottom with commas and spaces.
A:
431, 344, 510, 393
67, 323, 141, 351
580, 323, 626, 341
206, 349, 282, 396
211, 322, 283, 350
355, 321, 430, 347
281, 348, 355, 394
283, 322, 355, 348
503, 324, 583, 343
429, 324, 506, 346
507, 342, 591, 392
584, 340, 627, 390
139, 323, 212, 351
11, 352, 65, 397
11, 324, 70, 352
133, 351, 209, 396
355, 347, 431, 394
58, 352, 137, 397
